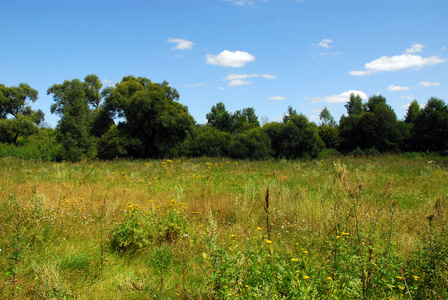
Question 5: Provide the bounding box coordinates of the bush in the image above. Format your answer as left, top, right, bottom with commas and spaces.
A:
183, 126, 231, 157
229, 128, 272, 160
109, 200, 188, 253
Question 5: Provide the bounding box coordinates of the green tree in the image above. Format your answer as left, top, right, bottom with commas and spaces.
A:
183, 125, 231, 157
413, 97, 448, 153
0, 83, 43, 144
262, 121, 284, 158
282, 106, 297, 123
339, 94, 399, 152
280, 114, 324, 159
206, 102, 234, 133
103, 76, 195, 158
229, 127, 272, 160
405, 100, 422, 124
318, 125, 340, 149
344, 93, 363, 116
319, 107, 337, 127
48, 77, 98, 161
232, 107, 260, 133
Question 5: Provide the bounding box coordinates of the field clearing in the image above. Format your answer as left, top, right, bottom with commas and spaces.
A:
1, 155, 447, 299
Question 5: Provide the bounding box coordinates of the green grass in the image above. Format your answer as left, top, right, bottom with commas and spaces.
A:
0, 155, 447, 299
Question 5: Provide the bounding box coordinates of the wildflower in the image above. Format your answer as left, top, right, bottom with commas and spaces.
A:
398, 285, 405, 290
395, 276, 403, 280
342, 232, 349, 236
230, 234, 237, 239
326, 277, 332, 281
256, 227, 263, 231
303, 275, 310, 280
265, 240, 272, 244
291, 258, 299, 262
412, 275, 419, 281
303, 250, 308, 254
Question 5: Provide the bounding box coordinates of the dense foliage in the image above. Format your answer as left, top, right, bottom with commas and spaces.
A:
1, 76, 448, 161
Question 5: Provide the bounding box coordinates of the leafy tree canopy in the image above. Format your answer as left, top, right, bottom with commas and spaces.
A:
104, 76, 195, 158
0, 83, 43, 144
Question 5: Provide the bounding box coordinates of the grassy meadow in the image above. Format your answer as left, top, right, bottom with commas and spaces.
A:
1, 155, 447, 299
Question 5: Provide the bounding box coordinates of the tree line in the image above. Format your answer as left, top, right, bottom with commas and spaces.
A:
1, 75, 447, 161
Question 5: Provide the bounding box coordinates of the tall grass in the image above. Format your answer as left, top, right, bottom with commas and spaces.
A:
0, 155, 447, 299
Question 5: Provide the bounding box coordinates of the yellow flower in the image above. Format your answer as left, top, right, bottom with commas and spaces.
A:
265, 240, 272, 244
412, 275, 419, 281
230, 234, 237, 239
256, 227, 263, 231
303, 275, 310, 280
395, 276, 403, 280
326, 277, 332, 281
303, 250, 308, 254
291, 258, 299, 262
342, 232, 349, 236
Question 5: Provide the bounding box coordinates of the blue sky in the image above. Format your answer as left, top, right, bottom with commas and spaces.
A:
1, 0, 447, 127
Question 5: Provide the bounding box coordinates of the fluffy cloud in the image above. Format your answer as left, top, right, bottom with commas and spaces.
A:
167, 38, 194, 50
205, 50, 255, 67
419, 81, 441, 87
228, 79, 251, 86
186, 83, 206, 87
224, 73, 276, 80
101, 79, 116, 87
268, 96, 287, 100
310, 90, 368, 103
350, 44, 446, 76
387, 85, 411, 91
222, 73, 276, 87
406, 43, 425, 53
222, 0, 268, 6
318, 39, 333, 49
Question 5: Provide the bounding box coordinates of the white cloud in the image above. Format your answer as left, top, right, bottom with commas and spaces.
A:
101, 79, 116, 87
223, 0, 268, 6
268, 96, 287, 101
349, 70, 374, 76
350, 44, 446, 76
406, 43, 425, 53
167, 38, 194, 50
401, 95, 415, 100
365, 54, 444, 72
229, 79, 251, 86
205, 50, 255, 67
222, 73, 275, 87
186, 83, 205, 87
310, 90, 368, 103
419, 81, 441, 87
318, 39, 333, 49
262, 74, 277, 79
223, 73, 276, 80
387, 85, 411, 91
